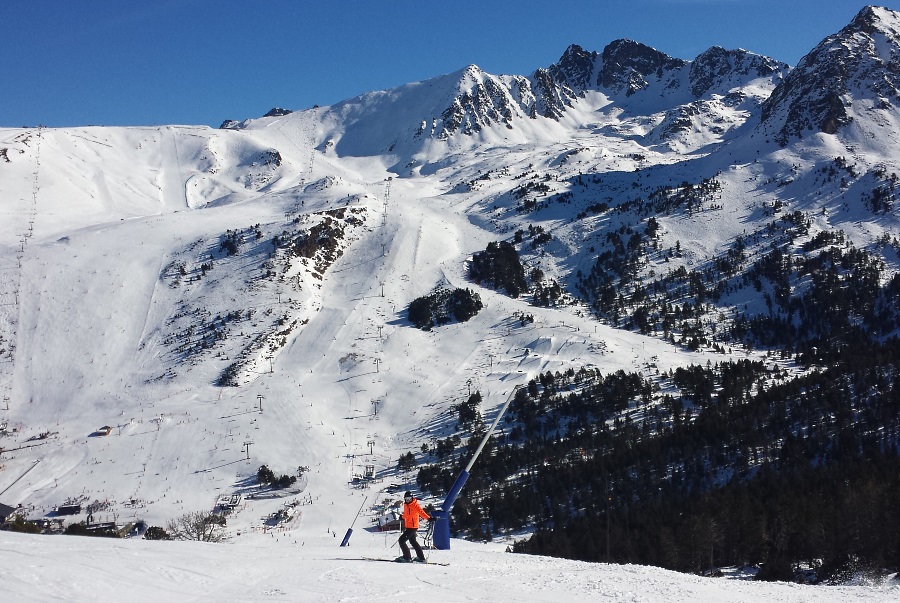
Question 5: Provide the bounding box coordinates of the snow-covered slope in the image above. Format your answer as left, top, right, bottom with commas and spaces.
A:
1, 530, 897, 603
3, 6, 900, 601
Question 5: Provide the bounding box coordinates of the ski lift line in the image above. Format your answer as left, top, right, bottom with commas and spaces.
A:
1, 126, 41, 405
0, 458, 42, 498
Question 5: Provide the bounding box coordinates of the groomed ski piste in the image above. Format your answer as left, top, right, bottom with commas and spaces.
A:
3, 528, 897, 602
3, 41, 900, 600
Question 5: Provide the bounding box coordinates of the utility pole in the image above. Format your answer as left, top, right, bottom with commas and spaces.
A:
373, 358, 381, 373
257, 395, 265, 414
243, 441, 254, 461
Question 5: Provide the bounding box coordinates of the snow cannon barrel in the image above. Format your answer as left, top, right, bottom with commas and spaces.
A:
442, 469, 470, 513
340, 528, 353, 547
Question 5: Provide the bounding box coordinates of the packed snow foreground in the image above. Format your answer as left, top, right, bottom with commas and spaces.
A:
4, 7, 900, 601
1, 530, 897, 602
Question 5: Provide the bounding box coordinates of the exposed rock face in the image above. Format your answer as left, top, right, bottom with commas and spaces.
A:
438, 66, 519, 137
555, 44, 599, 93
264, 108, 293, 117
598, 39, 687, 96
406, 33, 789, 149
531, 66, 577, 120
689, 46, 786, 98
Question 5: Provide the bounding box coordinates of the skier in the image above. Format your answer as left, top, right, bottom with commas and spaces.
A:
396, 491, 430, 562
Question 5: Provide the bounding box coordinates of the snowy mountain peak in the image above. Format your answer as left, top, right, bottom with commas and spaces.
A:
233, 35, 790, 159
848, 4, 900, 36
454, 64, 488, 88
761, 4, 900, 145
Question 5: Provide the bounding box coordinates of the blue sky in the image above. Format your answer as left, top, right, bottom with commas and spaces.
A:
3, 0, 899, 128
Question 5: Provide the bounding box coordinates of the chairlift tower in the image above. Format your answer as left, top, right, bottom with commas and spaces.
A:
382, 178, 391, 226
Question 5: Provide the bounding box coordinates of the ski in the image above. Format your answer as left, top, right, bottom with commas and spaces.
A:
358, 556, 449, 566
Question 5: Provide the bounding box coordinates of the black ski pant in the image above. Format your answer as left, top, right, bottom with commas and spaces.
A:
398, 527, 425, 560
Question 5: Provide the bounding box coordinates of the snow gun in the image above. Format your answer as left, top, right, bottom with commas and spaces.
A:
431, 383, 524, 550
340, 495, 368, 547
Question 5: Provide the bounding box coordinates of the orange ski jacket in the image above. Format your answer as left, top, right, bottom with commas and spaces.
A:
401, 497, 430, 529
